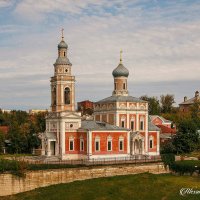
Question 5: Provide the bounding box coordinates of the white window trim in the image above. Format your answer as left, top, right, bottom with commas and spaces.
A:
119, 139, 124, 151
80, 139, 84, 151
69, 138, 74, 151
95, 139, 100, 152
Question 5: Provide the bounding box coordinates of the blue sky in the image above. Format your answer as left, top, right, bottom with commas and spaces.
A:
0, 0, 200, 110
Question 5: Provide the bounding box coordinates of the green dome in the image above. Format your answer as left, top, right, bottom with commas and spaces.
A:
58, 40, 68, 49
112, 63, 129, 77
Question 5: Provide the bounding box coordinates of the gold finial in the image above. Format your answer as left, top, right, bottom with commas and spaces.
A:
120, 49, 123, 64
61, 28, 64, 41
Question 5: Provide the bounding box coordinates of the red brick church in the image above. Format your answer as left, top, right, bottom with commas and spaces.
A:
42, 33, 160, 160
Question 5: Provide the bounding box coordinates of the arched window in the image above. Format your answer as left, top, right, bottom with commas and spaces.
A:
107, 136, 112, 151
123, 83, 126, 89
119, 136, 124, 151
140, 117, 144, 130
64, 51, 66, 57
64, 87, 70, 104
52, 87, 56, 105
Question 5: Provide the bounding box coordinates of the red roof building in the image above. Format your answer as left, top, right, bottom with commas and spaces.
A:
0, 126, 9, 135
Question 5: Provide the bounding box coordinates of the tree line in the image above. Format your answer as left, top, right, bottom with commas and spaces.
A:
140, 94, 200, 154
0, 110, 46, 154
0, 93, 199, 155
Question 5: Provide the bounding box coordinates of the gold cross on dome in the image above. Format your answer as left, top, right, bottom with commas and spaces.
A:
120, 49, 123, 63
61, 28, 64, 40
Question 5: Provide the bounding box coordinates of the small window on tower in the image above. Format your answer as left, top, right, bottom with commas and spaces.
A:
52, 87, 56, 105
123, 83, 126, 89
115, 83, 117, 90
64, 87, 70, 104
64, 51, 66, 57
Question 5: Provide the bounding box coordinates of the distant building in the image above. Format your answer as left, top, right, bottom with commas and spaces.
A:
150, 115, 173, 128
1, 109, 12, 113
0, 126, 9, 135
150, 115, 176, 143
77, 100, 94, 115
29, 109, 48, 115
179, 91, 200, 112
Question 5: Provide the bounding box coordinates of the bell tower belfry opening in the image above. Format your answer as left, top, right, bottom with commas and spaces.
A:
51, 29, 75, 112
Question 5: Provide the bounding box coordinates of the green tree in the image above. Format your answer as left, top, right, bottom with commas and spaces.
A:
140, 95, 161, 115
190, 99, 200, 127
172, 119, 199, 154
0, 130, 5, 153
160, 94, 175, 113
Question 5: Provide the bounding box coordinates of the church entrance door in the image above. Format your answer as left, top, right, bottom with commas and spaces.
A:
50, 141, 56, 155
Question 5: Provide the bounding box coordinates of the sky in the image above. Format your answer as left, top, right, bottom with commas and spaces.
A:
0, 0, 200, 110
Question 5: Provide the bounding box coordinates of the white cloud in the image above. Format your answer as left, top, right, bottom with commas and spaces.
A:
0, 0, 200, 109
0, 0, 14, 8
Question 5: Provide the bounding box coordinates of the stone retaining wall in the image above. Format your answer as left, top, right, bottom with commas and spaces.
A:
0, 163, 168, 196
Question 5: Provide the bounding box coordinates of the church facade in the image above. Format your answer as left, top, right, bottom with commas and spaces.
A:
42, 34, 160, 160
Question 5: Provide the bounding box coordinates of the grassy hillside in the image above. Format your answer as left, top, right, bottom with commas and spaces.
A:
0, 173, 199, 200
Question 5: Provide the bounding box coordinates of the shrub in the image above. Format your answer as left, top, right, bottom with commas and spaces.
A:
161, 154, 175, 169
0, 159, 28, 177
171, 160, 200, 175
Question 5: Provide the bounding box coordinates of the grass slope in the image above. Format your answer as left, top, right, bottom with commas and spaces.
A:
0, 173, 200, 200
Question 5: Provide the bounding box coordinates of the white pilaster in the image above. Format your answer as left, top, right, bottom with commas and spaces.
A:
145, 113, 148, 153
88, 131, 92, 159
61, 84, 64, 110
136, 113, 139, 131
157, 131, 160, 155
60, 119, 65, 158
127, 112, 129, 129
127, 131, 130, 155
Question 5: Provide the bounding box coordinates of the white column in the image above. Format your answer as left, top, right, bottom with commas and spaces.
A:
127, 112, 130, 129
142, 140, 145, 154
61, 84, 64, 110
56, 121, 59, 156
88, 131, 92, 159
60, 119, 65, 159
136, 113, 139, 131
157, 131, 160, 155
47, 140, 51, 156
127, 131, 130, 155
72, 82, 75, 111
132, 140, 134, 155
115, 112, 119, 126
145, 113, 148, 153
41, 134, 46, 155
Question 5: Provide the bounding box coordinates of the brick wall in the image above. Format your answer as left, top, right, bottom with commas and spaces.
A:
0, 163, 168, 196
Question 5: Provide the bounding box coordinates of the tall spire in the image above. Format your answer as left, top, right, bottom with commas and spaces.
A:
120, 49, 123, 64
61, 28, 64, 41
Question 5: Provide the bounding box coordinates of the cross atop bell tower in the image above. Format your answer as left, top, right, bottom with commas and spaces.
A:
50, 30, 75, 112
61, 28, 64, 41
